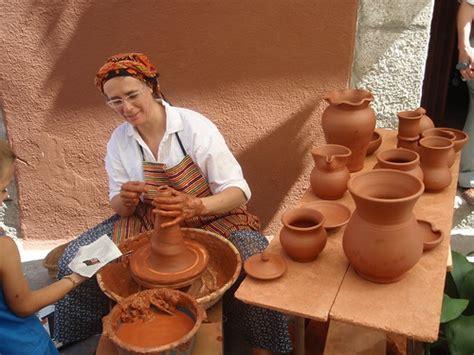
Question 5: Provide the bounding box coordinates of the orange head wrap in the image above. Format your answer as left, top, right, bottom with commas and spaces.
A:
95, 53, 160, 96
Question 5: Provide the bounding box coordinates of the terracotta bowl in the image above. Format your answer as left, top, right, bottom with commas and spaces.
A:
42, 242, 70, 280
102, 288, 205, 354
440, 128, 469, 152
366, 131, 382, 156
418, 219, 444, 251
97, 228, 242, 310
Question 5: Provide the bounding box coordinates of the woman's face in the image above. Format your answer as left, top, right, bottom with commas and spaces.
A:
103, 76, 155, 126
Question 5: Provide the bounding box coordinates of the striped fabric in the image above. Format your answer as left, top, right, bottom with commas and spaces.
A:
112, 155, 260, 244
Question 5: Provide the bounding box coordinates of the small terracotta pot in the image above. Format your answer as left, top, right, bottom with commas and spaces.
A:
440, 128, 469, 153
366, 131, 382, 156
397, 135, 419, 152
343, 169, 424, 283
373, 148, 424, 181
421, 128, 456, 167
310, 144, 352, 200
397, 110, 423, 138
418, 137, 454, 192
280, 208, 327, 262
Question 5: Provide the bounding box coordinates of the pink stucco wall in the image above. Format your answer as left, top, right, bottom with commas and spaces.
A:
0, 0, 357, 242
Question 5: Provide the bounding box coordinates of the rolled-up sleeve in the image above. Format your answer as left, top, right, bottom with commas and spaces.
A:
193, 129, 252, 201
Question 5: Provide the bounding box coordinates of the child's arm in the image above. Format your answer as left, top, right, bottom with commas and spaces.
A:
0, 237, 86, 317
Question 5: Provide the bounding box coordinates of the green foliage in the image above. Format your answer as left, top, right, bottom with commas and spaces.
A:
432, 251, 474, 355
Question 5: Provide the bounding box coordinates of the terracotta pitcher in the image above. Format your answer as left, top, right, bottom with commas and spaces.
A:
418, 137, 454, 192
321, 89, 376, 172
342, 169, 424, 283
310, 144, 352, 200
373, 148, 424, 181
279, 207, 327, 262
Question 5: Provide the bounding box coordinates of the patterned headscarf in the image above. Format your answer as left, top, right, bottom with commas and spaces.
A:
95, 53, 160, 96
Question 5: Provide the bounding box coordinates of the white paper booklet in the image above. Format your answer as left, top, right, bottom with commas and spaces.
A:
68, 234, 122, 278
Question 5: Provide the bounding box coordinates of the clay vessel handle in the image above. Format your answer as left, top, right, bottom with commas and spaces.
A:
260, 250, 269, 262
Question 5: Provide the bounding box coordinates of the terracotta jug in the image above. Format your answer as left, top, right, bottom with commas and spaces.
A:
373, 148, 424, 181
321, 89, 376, 172
342, 169, 424, 283
420, 128, 456, 167
279, 207, 327, 262
415, 107, 435, 132
418, 137, 454, 192
397, 109, 423, 138
310, 144, 352, 200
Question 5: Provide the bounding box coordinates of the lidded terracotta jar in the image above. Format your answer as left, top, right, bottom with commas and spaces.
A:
279, 208, 327, 262
310, 144, 352, 200
421, 128, 456, 167
342, 169, 424, 283
321, 89, 376, 172
373, 148, 424, 181
418, 137, 454, 192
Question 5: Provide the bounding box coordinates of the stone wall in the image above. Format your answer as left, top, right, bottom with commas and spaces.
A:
352, 0, 435, 128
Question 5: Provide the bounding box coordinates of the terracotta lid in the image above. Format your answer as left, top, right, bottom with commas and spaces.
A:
244, 251, 287, 280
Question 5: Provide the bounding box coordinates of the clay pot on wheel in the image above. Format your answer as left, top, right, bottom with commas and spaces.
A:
310, 144, 352, 200
418, 137, 454, 192
343, 169, 424, 283
321, 89, 376, 172
280, 208, 327, 262
373, 148, 424, 181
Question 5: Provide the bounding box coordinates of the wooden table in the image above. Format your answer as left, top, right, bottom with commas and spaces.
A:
235, 129, 458, 354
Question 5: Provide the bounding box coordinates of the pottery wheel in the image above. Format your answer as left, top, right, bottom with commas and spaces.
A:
244, 252, 287, 280
130, 240, 209, 289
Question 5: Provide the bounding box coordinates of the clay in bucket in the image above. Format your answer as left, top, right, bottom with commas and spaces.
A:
103, 288, 205, 354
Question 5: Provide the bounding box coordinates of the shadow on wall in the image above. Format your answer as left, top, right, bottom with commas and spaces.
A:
2, 0, 355, 240
238, 100, 316, 229
36, 0, 351, 112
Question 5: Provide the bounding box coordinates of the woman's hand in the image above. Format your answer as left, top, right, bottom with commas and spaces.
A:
152, 186, 207, 228
110, 181, 147, 217
120, 181, 147, 207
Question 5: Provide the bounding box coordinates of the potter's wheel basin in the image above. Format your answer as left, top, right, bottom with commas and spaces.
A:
97, 228, 242, 309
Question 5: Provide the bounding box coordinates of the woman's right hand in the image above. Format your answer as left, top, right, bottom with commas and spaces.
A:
119, 181, 147, 208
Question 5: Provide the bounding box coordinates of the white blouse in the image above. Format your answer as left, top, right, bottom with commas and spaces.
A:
104, 100, 251, 201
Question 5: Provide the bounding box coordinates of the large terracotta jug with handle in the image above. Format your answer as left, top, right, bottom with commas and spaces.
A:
310, 144, 352, 200
321, 89, 376, 172
342, 169, 424, 283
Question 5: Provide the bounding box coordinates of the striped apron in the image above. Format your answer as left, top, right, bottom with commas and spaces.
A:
112, 133, 260, 244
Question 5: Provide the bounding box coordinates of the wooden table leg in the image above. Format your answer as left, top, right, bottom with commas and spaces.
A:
295, 316, 306, 355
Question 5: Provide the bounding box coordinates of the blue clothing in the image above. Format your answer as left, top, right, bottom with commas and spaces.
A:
0, 287, 58, 355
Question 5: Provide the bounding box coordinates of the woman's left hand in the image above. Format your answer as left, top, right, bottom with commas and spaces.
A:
152, 187, 207, 227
